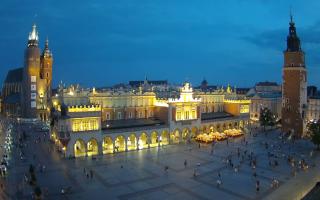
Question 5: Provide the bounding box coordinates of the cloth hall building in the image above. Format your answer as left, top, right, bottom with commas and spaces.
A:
51, 82, 250, 157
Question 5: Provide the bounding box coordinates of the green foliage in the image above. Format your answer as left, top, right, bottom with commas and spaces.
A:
307, 120, 320, 149
259, 107, 276, 130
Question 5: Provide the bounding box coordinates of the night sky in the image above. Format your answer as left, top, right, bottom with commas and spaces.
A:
0, 0, 320, 88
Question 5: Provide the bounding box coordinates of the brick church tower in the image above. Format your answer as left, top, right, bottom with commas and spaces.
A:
22, 25, 53, 120
281, 16, 307, 137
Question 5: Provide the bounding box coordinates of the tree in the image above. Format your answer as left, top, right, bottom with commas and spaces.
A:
307, 120, 320, 150
259, 107, 275, 131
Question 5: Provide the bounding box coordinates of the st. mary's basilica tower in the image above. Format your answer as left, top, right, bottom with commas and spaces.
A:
22, 24, 53, 120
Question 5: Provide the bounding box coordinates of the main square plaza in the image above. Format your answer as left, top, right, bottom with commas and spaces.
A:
1, 2, 320, 199
2, 120, 319, 200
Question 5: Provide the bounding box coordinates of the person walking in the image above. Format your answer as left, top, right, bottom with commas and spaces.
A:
256, 180, 260, 192
184, 160, 187, 168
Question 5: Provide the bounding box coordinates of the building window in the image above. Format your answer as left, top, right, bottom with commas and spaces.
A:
106, 112, 110, 120
177, 112, 181, 120
117, 112, 122, 120
138, 112, 142, 118
185, 111, 189, 119
192, 110, 196, 119
149, 111, 153, 117
31, 76, 36, 82
129, 112, 132, 119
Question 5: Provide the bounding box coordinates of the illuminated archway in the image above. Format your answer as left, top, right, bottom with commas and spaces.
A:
74, 139, 86, 157
182, 128, 191, 141
127, 133, 137, 151
216, 124, 221, 132
102, 136, 113, 154
138, 132, 148, 149
202, 126, 208, 134
87, 138, 98, 156
222, 123, 227, 131
150, 131, 158, 147
115, 135, 126, 152
234, 122, 238, 129
229, 123, 233, 129
209, 124, 215, 133
170, 129, 180, 144
239, 120, 244, 129
191, 127, 198, 138
160, 130, 169, 145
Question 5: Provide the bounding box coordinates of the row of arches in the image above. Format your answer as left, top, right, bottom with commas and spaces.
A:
72, 121, 248, 157
73, 128, 197, 157
201, 121, 245, 133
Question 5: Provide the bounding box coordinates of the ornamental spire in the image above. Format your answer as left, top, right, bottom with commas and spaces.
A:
286, 13, 301, 52
42, 37, 52, 57
28, 24, 39, 47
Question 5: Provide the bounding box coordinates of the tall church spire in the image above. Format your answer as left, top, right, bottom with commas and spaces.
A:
286, 14, 301, 52
28, 24, 39, 47
42, 37, 52, 58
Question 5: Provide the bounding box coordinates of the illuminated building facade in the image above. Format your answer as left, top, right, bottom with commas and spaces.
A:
51, 82, 251, 157
307, 97, 320, 122
281, 16, 307, 137
248, 82, 282, 121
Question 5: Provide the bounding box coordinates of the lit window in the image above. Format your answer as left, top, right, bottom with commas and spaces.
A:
177, 112, 181, 120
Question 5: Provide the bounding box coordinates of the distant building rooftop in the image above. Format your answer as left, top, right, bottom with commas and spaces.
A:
102, 118, 165, 132
3, 93, 20, 104
4, 67, 23, 83
256, 81, 278, 86
129, 80, 167, 87
201, 112, 234, 121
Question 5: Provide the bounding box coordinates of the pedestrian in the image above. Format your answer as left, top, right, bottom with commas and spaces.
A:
184, 160, 187, 168
83, 168, 86, 174
90, 170, 93, 179
217, 179, 222, 187
198, 143, 201, 149
256, 180, 260, 192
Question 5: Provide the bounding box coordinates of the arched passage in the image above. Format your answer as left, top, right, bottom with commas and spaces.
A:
74, 139, 86, 157
209, 124, 215, 133
87, 138, 99, 156
191, 127, 198, 138
102, 136, 113, 154
202, 126, 207, 134
222, 123, 227, 131
138, 132, 148, 149
115, 135, 126, 152
239, 120, 244, 129
150, 131, 159, 147
182, 128, 191, 141
234, 122, 238, 129
170, 129, 180, 144
127, 133, 137, 151
216, 124, 221, 132
160, 130, 169, 145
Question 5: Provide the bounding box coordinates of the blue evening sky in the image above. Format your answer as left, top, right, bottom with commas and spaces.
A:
0, 0, 319, 88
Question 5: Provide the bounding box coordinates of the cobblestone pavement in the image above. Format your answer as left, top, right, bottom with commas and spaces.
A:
2, 123, 319, 200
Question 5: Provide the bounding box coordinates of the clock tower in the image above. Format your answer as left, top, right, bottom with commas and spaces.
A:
281, 16, 307, 138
